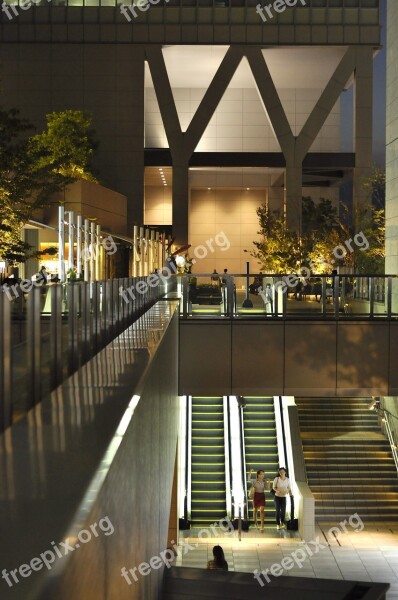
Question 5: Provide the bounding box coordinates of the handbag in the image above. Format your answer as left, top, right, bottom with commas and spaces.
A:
287, 495, 298, 530
249, 486, 255, 500
270, 476, 278, 495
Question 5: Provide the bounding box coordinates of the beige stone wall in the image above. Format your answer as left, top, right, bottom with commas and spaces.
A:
43, 180, 128, 237
189, 188, 265, 275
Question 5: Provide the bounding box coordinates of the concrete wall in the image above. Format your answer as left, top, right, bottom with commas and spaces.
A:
0, 44, 145, 233
41, 180, 128, 237
43, 314, 180, 600
0, 303, 179, 600
145, 87, 340, 153
179, 320, 398, 397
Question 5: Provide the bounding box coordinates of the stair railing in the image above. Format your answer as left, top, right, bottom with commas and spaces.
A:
383, 412, 398, 474
373, 400, 398, 475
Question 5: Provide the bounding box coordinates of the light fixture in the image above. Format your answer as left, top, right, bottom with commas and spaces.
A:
246, 187, 250, 191
207, 187, 211, 190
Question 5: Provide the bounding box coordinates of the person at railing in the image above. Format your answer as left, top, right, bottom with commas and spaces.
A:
211, 269, 220, 286
272, 467, 293, 530
263, 282, 273, 314
221, 269, 228, 312
207, 545, 228, 571
249, 469, 271, 532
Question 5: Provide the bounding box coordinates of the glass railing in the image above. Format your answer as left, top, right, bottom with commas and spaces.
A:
0, 276, 165, 432
178, 273, 397, 319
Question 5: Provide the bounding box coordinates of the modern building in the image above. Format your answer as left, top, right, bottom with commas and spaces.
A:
0, 0, 380, 270
2, 3, 398, 600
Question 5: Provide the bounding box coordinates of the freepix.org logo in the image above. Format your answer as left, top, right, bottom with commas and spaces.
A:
256, 0, 307, 23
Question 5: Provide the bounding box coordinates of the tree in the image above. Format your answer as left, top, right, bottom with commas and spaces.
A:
342, 167, 385, 273
250, 198, 345, 274
0, 108, 98, 264
248, 207, 302, 273
29, 110, 98, 182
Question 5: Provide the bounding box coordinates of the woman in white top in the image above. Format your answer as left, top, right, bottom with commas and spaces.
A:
272, 467, 292, 530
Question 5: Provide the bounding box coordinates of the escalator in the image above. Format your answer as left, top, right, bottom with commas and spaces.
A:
190, 397, 227, 525
242, 397, 279, 523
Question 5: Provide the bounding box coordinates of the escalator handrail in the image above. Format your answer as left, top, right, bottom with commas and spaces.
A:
238, 398, 249, 520
226, 396, 235, 516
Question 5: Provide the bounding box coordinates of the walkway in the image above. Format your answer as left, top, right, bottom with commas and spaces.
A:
176, 522, 398, 598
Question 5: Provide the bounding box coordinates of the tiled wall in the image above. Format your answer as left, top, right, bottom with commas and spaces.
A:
189, 188, 265, 274
145, 87, 340, 152
145, 186, 173, 226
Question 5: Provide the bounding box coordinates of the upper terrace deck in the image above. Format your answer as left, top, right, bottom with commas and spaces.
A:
0, 0, 380, 45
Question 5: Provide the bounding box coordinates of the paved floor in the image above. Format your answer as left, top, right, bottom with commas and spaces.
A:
177, 522, 398, 598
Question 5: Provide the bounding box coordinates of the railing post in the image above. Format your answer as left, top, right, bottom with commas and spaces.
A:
227, 276, 234, 317
50, 284, 63, 389
182, 275, 189, 318
322, 277, 327, 316
81, 281, 91, 363
0, 293, 12, 431
369, 276, 374, 318
333, 275, 339, 318
27, 286, 41, 408
387, 276, 392, 318
67, 282, 79, 375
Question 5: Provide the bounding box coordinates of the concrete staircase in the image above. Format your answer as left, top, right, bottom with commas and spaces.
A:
296, 397, 398, 521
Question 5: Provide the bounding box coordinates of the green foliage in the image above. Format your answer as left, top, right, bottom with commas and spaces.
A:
250, 198, 345, 274
29, 110, 98, 182
343, 167, 386, 273
0, 108, 98, 264
250, 180, 386, 275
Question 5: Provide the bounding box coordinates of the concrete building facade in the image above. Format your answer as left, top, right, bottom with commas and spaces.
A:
0, 1, 380, 267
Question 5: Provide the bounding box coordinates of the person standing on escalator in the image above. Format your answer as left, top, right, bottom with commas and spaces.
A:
273, 467, 293, 530
249, 470, 270, 532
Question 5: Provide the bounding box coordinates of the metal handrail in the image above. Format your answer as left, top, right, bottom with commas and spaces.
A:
179, 273, 397, 320
375, 406, 398, 476
0, 275, 164, 432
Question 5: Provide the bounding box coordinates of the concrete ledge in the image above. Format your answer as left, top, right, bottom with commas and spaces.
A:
162, 566, 389, 599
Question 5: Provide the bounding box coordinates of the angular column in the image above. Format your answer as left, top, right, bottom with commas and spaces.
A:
284, 154, 303, 232
353, 46, 374, 221
172, 162, 190, 247
116, 46, 146, 234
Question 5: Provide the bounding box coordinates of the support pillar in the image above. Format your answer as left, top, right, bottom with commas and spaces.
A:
353, 46, 374, 224
116, 46, 146, 234
284, 154, 303, 233
172, 163, 189, 247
